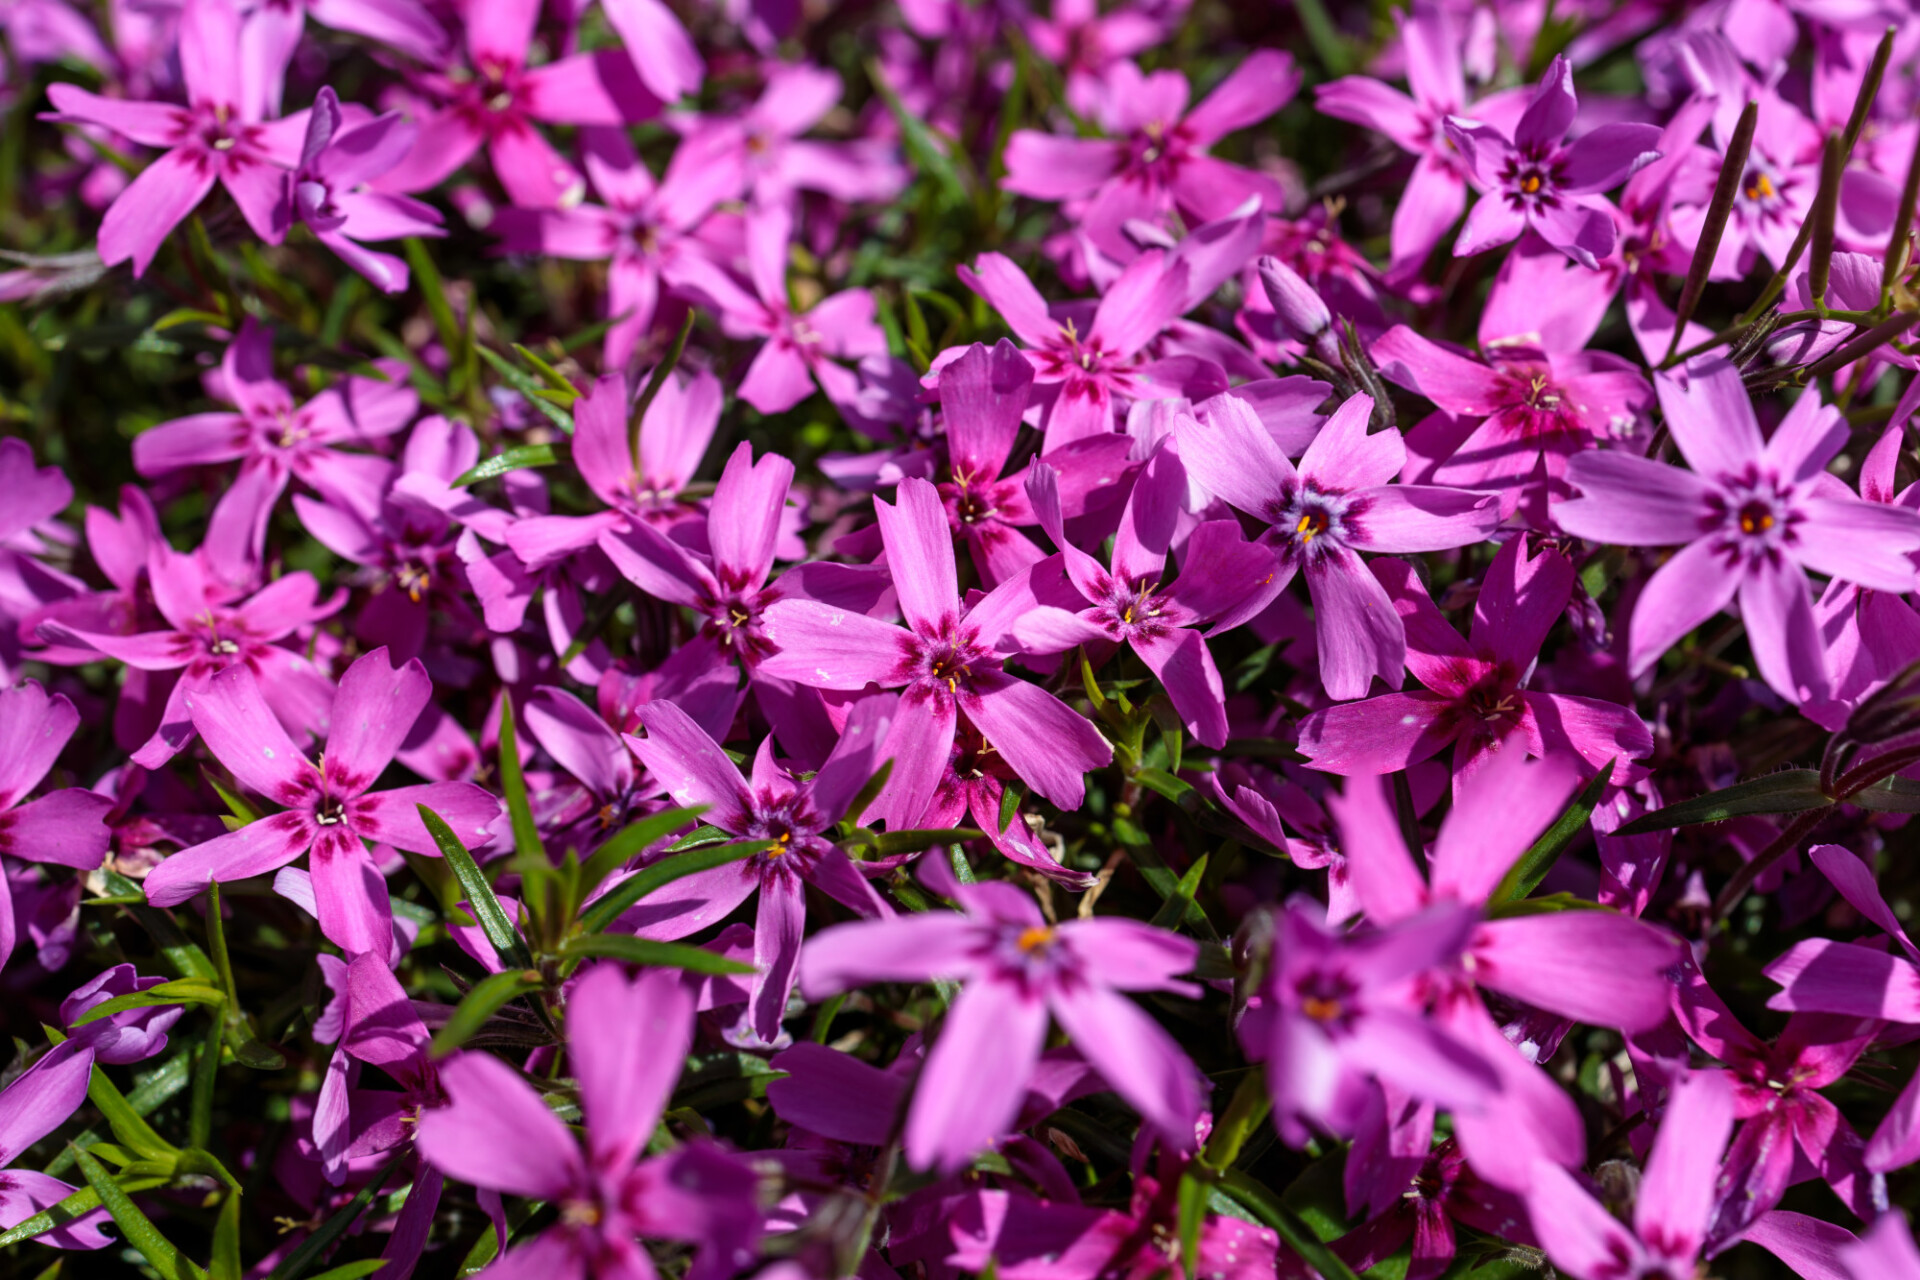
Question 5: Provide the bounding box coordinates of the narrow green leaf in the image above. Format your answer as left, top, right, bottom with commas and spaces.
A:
996, 781, 1021, 834
403, 239, 463, 372
1149, 853, 1210, 932
1214, 1168, 1361, 1280
189, 1018, 221, 1152
1176, 1172, 1208, 1277
474, 346, 574, 432
866, 57, 970, 208
305, 1264, 389, 1280
665, 824, 734, 852
866, 827, 984, 856
265, 1163, 399, 1280
629, 310, 696, 466
578, 806, 707, 901
429, 969, 544, 1059
451, 442, 569, 488
1132, 767, 1193, 804
44, 1052, 191, 1178
418, 805, 535, 972
1488, 761, 1615, 907
560, 933, 757, 975
73, 1146, 205, 1280
1809, 133, 1845, 307
1664, 101, 1757, 365
495, 697, 544, 865
90, 1065, 180, 1162
201, 769, 263, 825
0, 1184, 103, 1246
1846, 775, 1920, 813
210, 1192, 243, 1280
843, 759, 893, 829
1614, 769, 1831, 834
72, 980, 225, 1027
577, 841, 765, 935
510, 343, 580, 400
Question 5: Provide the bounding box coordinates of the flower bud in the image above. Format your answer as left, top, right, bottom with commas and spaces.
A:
1256, 255, 1331, 343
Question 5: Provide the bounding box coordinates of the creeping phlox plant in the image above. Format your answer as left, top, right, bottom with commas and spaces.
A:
14, 0, 1920, 1277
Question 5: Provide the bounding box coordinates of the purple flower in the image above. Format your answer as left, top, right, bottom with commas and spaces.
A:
1002, 52, 1297, 259
681, 61, 905, 208
129, 318, 417, 589
799, 878, 1203, 1171
39, 547, 340, 768
1554, 356, 1920, 705
416, 963, 763, 1280
665, 205, 886, 414
1173, 390, 1501, 701
759, 475, 1112, 827
287, 87, 444, 295
142, 647, 501, 957
1443, 55, 1662, 267
0, 1037, 112, 1250
491, 126, 738, 369
375, 0, 662, 209
621, 696, 896, 1043
1526, 1071, 1735, 1280
42, 0, 310, 274
1026, 442, 1276, 748
1297, 535, 1653, 785
0, 681, 113, 973
1241, 898, 1499, 1145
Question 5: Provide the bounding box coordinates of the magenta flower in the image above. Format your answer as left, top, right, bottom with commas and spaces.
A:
682, 61, 905, 207
621, 697, 896, 1043
759, 475, 1111, 828
39, 547, 340, 768
0, 1035, 112, 1249
287, 87, 444, 295
491, 127, 738, 369
1241, 898, 1498, 1145
1173, 390, 1501, 701
1002, 51, 1297, 259
502, 366, 720, 573
800, 878, 1203, 1171
934, 339, 1137, 586
376, 0, 662, 209
665, 206, 886, 414
1443, 55, 1662, 267
1026, 443, 1276, 749
916, 721, 1099, 889
956, 249, 1194, 449
129, 319, 417, 589
0, 681, 114, 973
1315, 6, 1528, 280
142, 648, 501, 957
1657, 954, 1883, 1250
1297, 535, 1652, 785
1372, 321, 1653, 516
416, 963, 763, 1280
1526, 1071, 1735, 1280
42, 0, 311, 274
1554, 356, 1920, 705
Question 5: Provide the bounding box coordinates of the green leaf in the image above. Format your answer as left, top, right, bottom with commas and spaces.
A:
418, 805, 535, 972
1176, 1171, 1207, 1276
474, 345, 574, 432
1487, 891, 1608, 919
0, 1183, 104, 1246
1488, 761, 1615, 907
1132, 767, 1193, 804
72, 979, 225, 1027
576, 841, 765, 936
665, 824, 735, 852
1149, 853, 1209, 932
44, 1051, 192, 1178
1214, 1168, 1361, 1280
72, 1146, 206, 1280
451, 442, 570, 488
210, 1193, 243, 1280
403, 239, 464, 375
866, 58, 970, 209
201, 769, 263, 825
510, 343, 580, 401
577, 806, 707, 902
629, 310, 696, 465
495, 697, 544, 866
265, 1163, 399, 1280
1846, 775, 1920, 813
559, 933, 758, 975
843, 759, 893, 829
89, 1065, 180, 1162
856, 827, 984, 857
430, 969, 545, 1059
306, 1264, 390, 1280
1614, 769, 1831, 834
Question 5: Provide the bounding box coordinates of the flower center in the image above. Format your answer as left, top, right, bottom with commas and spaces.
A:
315, 798, 347, 826
1016, 925, 1055, 953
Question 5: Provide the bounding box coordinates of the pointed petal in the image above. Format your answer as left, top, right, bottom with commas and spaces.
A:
569, 963, 694, 1171
626, 700, 751, 830
905, 979, 1048, 1173
143, 811, 316, 907
417, 1051, 585, 1199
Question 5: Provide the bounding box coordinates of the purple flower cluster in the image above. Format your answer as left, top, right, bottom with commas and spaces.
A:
7, 0, 1920, 1278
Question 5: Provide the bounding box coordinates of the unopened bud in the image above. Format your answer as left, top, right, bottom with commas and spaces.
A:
1256, 255, 1331, 344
